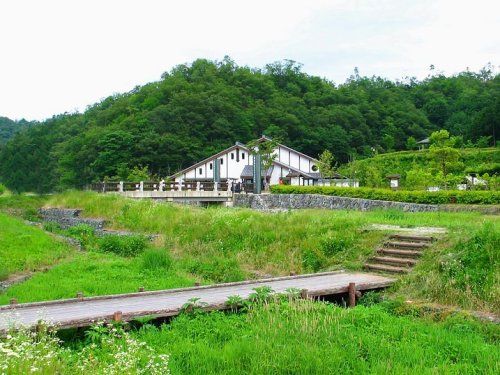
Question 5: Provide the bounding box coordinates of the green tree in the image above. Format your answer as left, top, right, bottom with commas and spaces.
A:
317, 150, 336, 177
429, 144, 461, 188
429, 129, 450, 147
247, 137, 279, 190
406, 136, 418, 150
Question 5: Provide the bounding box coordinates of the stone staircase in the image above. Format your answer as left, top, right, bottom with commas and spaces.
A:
364, 234, 435, 274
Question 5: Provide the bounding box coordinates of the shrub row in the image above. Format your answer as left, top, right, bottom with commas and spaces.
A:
270, 185, 500, 205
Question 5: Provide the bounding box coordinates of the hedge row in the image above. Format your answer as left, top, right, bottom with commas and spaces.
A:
270, 185, 500, 205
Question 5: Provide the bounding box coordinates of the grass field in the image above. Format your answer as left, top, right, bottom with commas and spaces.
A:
0, 191, 499, 374
0, 191, 498, 312
0, 212, 72, 280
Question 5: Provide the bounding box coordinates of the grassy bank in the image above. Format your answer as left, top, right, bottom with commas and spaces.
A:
0, 212, 72, 280
2, 300, 499, 374
0, 191, 498, 312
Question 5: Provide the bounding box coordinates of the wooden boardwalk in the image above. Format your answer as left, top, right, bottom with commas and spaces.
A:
0, 271, 394, 332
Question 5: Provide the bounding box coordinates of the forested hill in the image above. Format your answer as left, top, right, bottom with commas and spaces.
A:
0, 58, 498, 193
0, 117, 33, 145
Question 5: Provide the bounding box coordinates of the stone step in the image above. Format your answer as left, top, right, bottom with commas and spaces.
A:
364, 263, 410, 274
371, 256, 417, 266
384, 241, 429, 250
377, 248, 423, 258
389, 234, 435, 243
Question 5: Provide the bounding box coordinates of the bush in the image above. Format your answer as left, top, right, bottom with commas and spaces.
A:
141, 248, 173, 271
67, 224, 96, 247
43, 221, 61, 233
98, 235, 148, 257
270, 185, 500, 205
186, 256, 245, 283
0, 183, 6, 195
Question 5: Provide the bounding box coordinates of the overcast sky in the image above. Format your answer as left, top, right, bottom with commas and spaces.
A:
1, 0, 499, 121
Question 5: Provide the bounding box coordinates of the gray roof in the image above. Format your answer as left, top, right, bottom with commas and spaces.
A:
417, 138, 430, 144
241, 165, 274, 178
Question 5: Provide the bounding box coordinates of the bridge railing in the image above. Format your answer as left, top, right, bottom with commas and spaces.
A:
89, 180, 240, 193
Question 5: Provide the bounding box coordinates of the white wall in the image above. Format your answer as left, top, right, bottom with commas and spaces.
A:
174, 147, 251, 182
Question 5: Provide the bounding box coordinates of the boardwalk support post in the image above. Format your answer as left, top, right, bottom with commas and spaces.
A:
300, 289, 309, 299
76, 292, 84, 301
194, 282, 201, 287
9, 298, 17, 305
138, 287, 145, 292
348, 282, 356, 307
113, 311, 122, 322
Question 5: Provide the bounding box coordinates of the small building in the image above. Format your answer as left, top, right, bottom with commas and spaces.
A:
386, 174, 401, 189
417, 138, 430, 150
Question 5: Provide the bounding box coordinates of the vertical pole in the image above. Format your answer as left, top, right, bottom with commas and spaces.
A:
253, 154, 262, 194
139, 181, 144, 192
348, 282, 356, 307
119, 181, 124, 193
214, 182, 218, 192
196, 181, 201, 191
113, 311, 122, 322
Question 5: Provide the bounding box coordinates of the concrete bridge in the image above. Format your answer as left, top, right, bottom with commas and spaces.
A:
90, 181, 244, 204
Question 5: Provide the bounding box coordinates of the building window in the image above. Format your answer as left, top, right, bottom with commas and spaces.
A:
209, 163, 213, 170
220, 158, 223, 165
242, 152, 245, 160
311, 165, 318, 172
199, 168, 203, 175
231, 153, 234, 160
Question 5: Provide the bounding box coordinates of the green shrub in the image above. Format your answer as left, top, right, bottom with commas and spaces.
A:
98, 235, 148, 257
43, 221, 61, 233
67, 224, 96, 247
186, 256, 245, 283
270, 185, 500, 205
0, 183, 6, 196
141, 248, 173, 271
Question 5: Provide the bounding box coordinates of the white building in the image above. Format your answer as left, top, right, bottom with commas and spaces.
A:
170, 136, 358, 188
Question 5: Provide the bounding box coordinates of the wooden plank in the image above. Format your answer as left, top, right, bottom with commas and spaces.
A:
0, 272, 394, 332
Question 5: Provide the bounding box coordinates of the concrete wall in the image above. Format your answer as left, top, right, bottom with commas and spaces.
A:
233, 193, 439, 212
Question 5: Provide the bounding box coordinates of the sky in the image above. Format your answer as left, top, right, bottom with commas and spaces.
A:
1, 0, 499, 121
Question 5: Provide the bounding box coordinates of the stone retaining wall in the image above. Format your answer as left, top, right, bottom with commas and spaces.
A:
39, 208, 106, 231
233, 193, 440, 212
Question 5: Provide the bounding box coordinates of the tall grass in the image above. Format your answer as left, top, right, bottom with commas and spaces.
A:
137, 300, 499, 374
0, 212, 73, 277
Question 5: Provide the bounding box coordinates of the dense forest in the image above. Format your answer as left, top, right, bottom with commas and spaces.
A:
0, 117, 33, 145
0, 58, 498, 193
